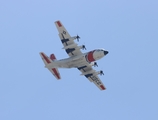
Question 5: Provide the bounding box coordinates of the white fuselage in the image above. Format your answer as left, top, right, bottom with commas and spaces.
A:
49, 49, 108, 68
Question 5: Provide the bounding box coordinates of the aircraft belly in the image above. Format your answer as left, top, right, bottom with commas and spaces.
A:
68, 57, 87, 68
53, 60, 69, 68
56, 55, 88, 68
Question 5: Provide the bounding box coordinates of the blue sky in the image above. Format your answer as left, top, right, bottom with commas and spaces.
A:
0, 0, 158, 120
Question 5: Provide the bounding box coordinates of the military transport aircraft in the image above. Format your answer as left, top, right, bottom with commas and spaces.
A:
39, 21, 109, 90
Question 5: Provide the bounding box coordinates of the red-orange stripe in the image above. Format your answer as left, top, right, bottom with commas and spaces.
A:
57, 21, 62, 27
52, 68, 60, 79
87, 51, 95, 62
41, 53, 51, 64
100, 85, 106, 90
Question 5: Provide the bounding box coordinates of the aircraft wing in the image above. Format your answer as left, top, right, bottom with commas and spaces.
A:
78, 65, 106, 90
55, 20, 82, 57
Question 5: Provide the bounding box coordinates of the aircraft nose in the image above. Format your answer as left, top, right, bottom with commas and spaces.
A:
104, 51, 109, 55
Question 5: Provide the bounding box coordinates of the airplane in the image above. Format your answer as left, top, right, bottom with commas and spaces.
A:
39, 20, 109, 90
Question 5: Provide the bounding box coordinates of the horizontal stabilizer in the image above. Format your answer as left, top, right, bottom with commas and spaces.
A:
48, 68, 61, 80
39, 52, 52, 65
39, 52, 61, 80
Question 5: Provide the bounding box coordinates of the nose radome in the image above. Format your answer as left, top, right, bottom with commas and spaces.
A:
104, 51, 109, 55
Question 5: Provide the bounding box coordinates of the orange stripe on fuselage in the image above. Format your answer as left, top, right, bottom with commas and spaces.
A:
87, 51, 95, 62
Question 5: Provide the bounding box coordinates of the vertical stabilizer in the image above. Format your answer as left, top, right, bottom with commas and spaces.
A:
50, 54, 56, 61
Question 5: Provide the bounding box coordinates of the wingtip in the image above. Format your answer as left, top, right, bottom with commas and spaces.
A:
55, 20, 60, 22
55, 20, 62, 27
40, 52, 51, 64
100, 85, 106, 90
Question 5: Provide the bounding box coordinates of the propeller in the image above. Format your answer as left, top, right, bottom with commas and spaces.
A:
100, 70, 104, 75
94, 62, 98, 67
82, 45, 86, 50
76, 35, 80, 41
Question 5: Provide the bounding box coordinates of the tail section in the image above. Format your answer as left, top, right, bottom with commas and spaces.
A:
39, 52, 61, 80
50, 53, 56, 61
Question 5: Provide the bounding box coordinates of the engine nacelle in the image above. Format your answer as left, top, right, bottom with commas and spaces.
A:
93, 70, 104, 76
69, 35, 80, 41
81, 70, 104, 76
62, 43, 77, 49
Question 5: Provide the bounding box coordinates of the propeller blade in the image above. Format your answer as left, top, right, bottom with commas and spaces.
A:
100, 70, 104, 75
94, 62, 98, 67
82, 45, 86, 50
76, 35, 80, 41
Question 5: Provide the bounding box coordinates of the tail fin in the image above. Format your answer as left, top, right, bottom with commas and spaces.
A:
50, 53, 56, 61
39, 52, 61, 80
